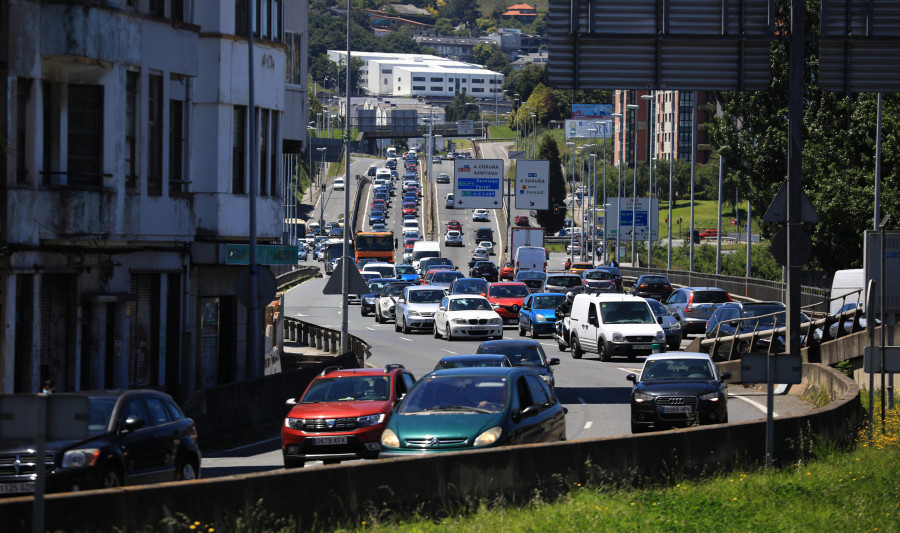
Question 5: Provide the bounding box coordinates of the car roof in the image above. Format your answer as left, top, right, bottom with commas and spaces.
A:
447, 293, 489, 300
427, 366, 519, 378
643, 352, 713, 363
437, 354, 509, 362
487, 282, 528, 287
478, 339, 541, 349
318, 366, 407, 379
684, 286, 726, 291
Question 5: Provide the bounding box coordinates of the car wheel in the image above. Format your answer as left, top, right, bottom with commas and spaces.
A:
283, 457, 305, 469
445, 327, 453, 341
736, 341, 751, 356
709, 343, 722, 362
375, 311, 381, 323
101, 465, 123, 488
558, 339, 567, 352
571, 336, 583, 359
361, 307, 368, 317
531, 325, 539, 339
598, 339, 610, 362
518, 323, 526, 336
631, 421, 646, 434
402, 319, 410, 334
175, 458, 199, 481
322, 459, 340, 465
394, 319, 401, 332
433, 323, 441, 338
669, 341, 680, 351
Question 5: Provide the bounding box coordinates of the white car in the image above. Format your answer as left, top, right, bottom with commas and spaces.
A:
478, 241, 494, 254
402, 219, 420, 233
395, 285, 445, 333
432, 156, 441, 164
333, 177, 345, 191
362, 262, 396, 279
473, 209, 490, 222
437, 172, 451, 184
433, 295, 503, 341
444, 230, 463, 247
375, 283, 407, 323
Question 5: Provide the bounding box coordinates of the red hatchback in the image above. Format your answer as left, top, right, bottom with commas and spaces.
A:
515, 215, 530, 227
282, 365, 416, 468
484, 282, 531, 324
499, 261, 514, 281
446, 220, 462, 232
402, 202, 417, 216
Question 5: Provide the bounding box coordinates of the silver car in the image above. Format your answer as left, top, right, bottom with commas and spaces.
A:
663, 287, 732, 336
395, 285, 445, 333
444, 230, 463, 247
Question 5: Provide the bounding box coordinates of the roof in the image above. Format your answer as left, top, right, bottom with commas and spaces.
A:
478, 338, 540, 348
320, 366, 405, 377
644, 352, 714, 362
507, 3, 535, 9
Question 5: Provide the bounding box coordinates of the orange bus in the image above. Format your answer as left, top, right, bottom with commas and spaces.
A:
355, 232, 395, 263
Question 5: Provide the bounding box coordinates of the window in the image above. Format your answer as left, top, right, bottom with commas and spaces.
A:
149, 0, 164, 16
383, 68, 392, 74
413, 76, 425, 82
172, 0, 184, 22
67, 84, 104, 188
430, 86, 442, 92
16, 78, 31, 183
412, 86, 426, 91
42, 81, 52, 185
270, 112, 278, 195
285, 32, 302, 85
233, 106, 246, 194
430, 77, 443, 82
147, 74, 163, 195
169, 100, 184, 194
235, 0, 248, 35
125, 71, 138, 191
472, 78, 484, 83
257, 108, 268, 195
472, 88, 484, 93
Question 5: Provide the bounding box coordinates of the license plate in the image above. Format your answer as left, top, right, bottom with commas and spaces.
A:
633, 344, 651, 350
313, 436, 348, 445
503, 318, 517, 325
0, 482, 35, 494
661, 406, 693, 414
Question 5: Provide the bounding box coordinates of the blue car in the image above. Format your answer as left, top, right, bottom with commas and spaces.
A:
518, 292, 568, 338
369, 210, 386, 226
394, 264, 419, 282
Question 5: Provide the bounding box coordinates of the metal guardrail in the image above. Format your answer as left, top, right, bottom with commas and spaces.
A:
282, 316, 371, 366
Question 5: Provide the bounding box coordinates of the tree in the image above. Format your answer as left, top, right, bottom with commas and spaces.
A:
377, 26, 423, 54
433, 18, 454, 36
503, 63, 548, 104
535, 134, 567, 233
445, 92, 481, 122
472, 43, 511, 76
441, 0, 479, 29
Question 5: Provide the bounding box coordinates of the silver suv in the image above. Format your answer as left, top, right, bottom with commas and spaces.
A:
663, 287, 732, 336
395, 285, 445, 333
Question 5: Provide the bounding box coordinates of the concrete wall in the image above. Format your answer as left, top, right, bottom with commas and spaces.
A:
0, 363, 862, 532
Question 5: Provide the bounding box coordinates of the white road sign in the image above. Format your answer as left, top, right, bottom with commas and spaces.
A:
457, 120, 474, 135
515, 160, 550, 210
453, 159, 504, 209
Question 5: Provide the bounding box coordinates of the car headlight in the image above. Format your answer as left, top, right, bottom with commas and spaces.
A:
381, 428, 400, 448
61, 448, 101, 468
535, 313, 551, 322
364, 297, 376, 304
357, 413, 386, 427
654, 330, 666, 342
489, 317, 502, 325
473, 426, 502, 447
699, 392, 722, 402
285, 417, 304, 429
452, 318, 468, 324
669, 321, 681, 331
611, 331, 624, 342
633, 392, 654, 403
540, 374, 553, 386
407, 310, 421, 317
490, 302, 500, 309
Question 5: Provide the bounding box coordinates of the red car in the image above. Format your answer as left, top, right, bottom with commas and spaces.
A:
499, 261, 514, 281
281, 365, 416, 468
484, 282, 531, 324
371, 198, 386, 209
699, 229, 719, 239
446, 220, 462, 231
402, 202, 417, 216
515, 215, 530, 227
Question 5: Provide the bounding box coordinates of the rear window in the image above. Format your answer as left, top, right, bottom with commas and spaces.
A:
691, 290, 731, 303
547, 275, 582, 287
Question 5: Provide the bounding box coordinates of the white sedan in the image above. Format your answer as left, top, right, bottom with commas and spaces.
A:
473, 209, 490, 222
433, 295, 503, 341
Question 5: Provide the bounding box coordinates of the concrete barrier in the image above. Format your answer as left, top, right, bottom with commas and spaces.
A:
0, 363, 861, 532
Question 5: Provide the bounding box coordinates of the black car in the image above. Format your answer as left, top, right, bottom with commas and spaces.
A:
448, 277, 489, 295
418, 257, 453, 275
627, 353, 730, 433
476, 339, 561, 388
360, 278, 395, 316
470, 261, 499, 282
704, 301, 792, 360
368, 211, 386, 226
0, 389, 201, 494
632, 274, 674, 300
433, 354, 512, 370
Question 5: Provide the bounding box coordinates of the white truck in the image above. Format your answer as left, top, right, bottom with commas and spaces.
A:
509, 227, 546, 274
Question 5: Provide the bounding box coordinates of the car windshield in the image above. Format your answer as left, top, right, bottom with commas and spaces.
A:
398, 375, 508, 414
433, 271, 464, 283
436, 358, 508, 369
382, 285, 406, 297
409, 289, 445, 303
547, 276, 581, 287
478, 344, 545, 367
743, 305, 786, 327
640, 359, 714, 381
367, 281, 388, 292
516, 272, 545, 281
692, 290, 731, 303
88, 397, 117, 434
599, 301, 655, 324
448, 298, 493, 311
453, 280, 487, 294
301, 376, 390, 402
584, 271, 613, 280
533, 294, 566, 309
489, 285, 531, 298
395, 265, 416, 275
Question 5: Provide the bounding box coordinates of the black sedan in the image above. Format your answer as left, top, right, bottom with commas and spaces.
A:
476, 339, 560, 388
626, 353, 730, 433
469, 261, 499, 282
631, 274, 674, 300
0, 389, 201, 495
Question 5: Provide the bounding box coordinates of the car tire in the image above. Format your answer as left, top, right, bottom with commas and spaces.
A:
394, 319, 401, 332
598, 339, 610, 362
531, 325, 539, 339
175, 458, 199, 481
402, 320, 410, 334
445, 327, 453, 341
361, 307, 368, 317
101, 464, 123, 488
558, 339, 567, 352
375, 311, 381, 323
494, 334, 503, 340
571, 336, 583, 359
631, 421, 646, 434
518, 323, 526, 336
322, 459, 340, 465
433, 324, 441, 338
283, 457, 305, 469
669, 341, 680, 351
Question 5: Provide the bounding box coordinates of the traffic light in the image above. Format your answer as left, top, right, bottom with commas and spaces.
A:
678, 216, 683, 224
732, 218, 736, 226
665, 217, 668, 223
553, 204, 560, 214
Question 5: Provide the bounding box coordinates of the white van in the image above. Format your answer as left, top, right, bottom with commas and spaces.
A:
445, 193, 454, 208
567, 293, 666, 361
830, 268, 865, 314
514, 246, 547, 275
411, 241, 441, 271
375, 168, 392, 182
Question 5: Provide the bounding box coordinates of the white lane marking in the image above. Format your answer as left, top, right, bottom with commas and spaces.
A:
731, 394, 777, 416
295, 313, 307, 317
540, 342, 555, 348
399, 337, 413, 342
366, 327, 377, 331
578, 397, 586, 404
440, 349, 458, 355
618, 367, 642, 374
584, 421, 593, 429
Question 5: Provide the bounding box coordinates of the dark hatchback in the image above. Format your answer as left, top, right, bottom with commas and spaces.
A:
627, 353, 730, 433
632, 275, 674, 300
470, 261, 499, 282
448, 277, 489, 295
0, 389, 201, 495
476, 339, 560, 388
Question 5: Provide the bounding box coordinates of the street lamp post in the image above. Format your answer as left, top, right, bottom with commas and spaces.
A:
642, 93, 654, 269
531, 113, 537, 159
626, 102, 640, 266
317, 146, 327, 233
668, 94, 675, 270
597, 120, 609, 264
586, 127, 598, 264
611, 111, 623, 265
566, 140, 576, 262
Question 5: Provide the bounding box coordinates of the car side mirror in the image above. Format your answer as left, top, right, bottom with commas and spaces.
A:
122, 416, 146, 433
549, 358, 561, 366
285, 398, 298, 408
519, 405, 539, 418
589, 316, 599, 327
626, 373, 637, 383
728, 321, 740, 328
397, 298, 405, 304
439, 306, 446, 311
657, 316, 664, 325
720, 371, 732, 381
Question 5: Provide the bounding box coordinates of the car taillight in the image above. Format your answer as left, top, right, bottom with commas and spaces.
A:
639, 284, 648, 289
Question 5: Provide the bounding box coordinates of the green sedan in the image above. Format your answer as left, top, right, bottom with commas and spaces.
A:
380, 367, 566, 454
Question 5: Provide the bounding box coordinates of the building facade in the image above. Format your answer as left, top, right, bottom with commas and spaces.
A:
0, 0, 302, 400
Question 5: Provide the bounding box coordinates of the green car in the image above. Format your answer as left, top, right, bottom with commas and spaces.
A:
380, 367, 566, 454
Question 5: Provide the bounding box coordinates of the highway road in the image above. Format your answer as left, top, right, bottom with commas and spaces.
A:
202, 147, 813, 476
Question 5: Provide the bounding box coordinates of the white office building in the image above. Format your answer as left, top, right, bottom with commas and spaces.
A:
327, 51, 503, 99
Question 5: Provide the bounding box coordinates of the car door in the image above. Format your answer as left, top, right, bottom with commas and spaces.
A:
116, 397, 161, 484
140, 395, 180, 482
524, 374, 565, 442
436, 297, 450, 334
520, 295, 533, 330
508, 374, 543, 444
579, 301, 599, 354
